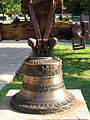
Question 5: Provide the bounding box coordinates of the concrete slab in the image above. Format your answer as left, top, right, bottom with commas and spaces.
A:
0, 40, 32, 90
0, 90, 90, 120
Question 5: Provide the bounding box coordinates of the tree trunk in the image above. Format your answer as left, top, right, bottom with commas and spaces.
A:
72, 14, 74, 20
24, 15, 27, 21
80, 14, 82, 23
3, 14, 4, 21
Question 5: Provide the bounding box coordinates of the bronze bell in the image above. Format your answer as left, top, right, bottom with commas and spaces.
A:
10, 56, 77, 114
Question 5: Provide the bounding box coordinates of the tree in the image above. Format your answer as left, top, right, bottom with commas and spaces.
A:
80, 0, 90, 25
0, 0, 10, 20
6, 0, 21, 14
63, 0, 83, 15
0, 0, 21, 15
80, 0, 90, 15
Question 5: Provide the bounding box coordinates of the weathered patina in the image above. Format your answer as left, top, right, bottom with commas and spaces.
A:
11, 57, 77, 114
10, 0, 78, 114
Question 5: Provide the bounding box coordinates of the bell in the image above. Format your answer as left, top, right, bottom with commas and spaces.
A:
10, 56, 77, 114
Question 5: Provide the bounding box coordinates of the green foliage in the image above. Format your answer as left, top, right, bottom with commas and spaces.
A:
63, 0, 90, 16
0, 0, 8, 14
80, 0, 90, 15
7, 0, 21, 14
0, 0, 21, 14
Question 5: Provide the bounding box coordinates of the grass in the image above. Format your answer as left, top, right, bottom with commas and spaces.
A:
0, 83, 22, 103
55, 15, 80, 22
0, 45, 90, 112
53, 45, 90, 58
62, 16, 80, 22
53, 45, 90, 111
58, 39, 90, 45
71, 16, 80, 21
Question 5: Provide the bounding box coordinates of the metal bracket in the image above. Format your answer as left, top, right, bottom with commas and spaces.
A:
28, 0, 56, 56
43, 0, 56, 51
28, 0, 42, 54
72, 23, 85, 50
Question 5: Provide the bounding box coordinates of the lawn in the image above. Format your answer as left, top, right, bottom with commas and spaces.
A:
0, 45, 90, 112
58, 39, 90, 45
62, 16, 80, 22
53, 45, 90, 111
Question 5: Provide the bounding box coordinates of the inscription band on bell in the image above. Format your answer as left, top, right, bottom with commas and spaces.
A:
22, 81, 65, 92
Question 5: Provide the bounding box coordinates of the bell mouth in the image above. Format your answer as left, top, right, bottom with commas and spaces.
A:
10, 91, 77, 114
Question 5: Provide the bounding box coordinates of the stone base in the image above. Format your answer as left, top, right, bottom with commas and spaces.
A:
0, 90, 90, 120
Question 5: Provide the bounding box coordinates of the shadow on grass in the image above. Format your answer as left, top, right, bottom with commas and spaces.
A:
60, 58, 90, 111
62, 58, 90, 76
63, 74, 90, 110
53, 48, 90, 59
53, 47, 90, 110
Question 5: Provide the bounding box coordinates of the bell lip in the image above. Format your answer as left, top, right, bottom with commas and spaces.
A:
10, 92, 77, 115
